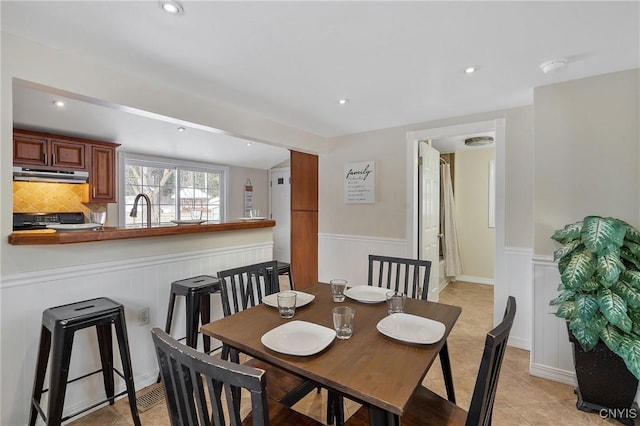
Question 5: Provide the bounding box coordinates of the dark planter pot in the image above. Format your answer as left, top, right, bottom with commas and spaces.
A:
569, 329, 639, 425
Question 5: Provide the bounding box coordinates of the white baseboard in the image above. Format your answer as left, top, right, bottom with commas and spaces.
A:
456, 275, 494, 285
529, 363, 577, 387
508, 335, 531, 351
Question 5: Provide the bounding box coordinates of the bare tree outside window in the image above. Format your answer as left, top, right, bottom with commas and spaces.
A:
123, 156, 225, 227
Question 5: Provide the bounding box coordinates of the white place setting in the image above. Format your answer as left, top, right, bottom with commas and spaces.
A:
260, 320, 336, 356
376, 313, 446, 344
344, 285, 389, 303
262, 291, 315, 308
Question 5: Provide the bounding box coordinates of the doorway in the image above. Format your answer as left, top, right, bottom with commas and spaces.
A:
270, 167, 291, 262
407, 118, 506, 326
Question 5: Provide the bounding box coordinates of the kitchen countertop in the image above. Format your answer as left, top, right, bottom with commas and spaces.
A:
8, 219, 276, 245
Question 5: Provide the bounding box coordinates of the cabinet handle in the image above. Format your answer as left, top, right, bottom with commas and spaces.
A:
43, 152, 47, 165
93, 188, 96, 198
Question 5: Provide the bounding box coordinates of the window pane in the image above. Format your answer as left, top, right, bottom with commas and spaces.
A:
122, 155, 226, 226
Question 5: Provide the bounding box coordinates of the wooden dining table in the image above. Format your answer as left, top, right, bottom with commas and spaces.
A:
200, 283, 461, 426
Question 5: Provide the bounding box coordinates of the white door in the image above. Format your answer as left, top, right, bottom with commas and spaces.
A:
419, 141, 440, 302
270, 168, 291, 262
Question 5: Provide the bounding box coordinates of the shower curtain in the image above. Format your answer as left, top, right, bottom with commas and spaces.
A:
441, 163, 463, 277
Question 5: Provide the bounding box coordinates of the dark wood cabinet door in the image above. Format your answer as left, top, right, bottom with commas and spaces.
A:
13, 134, 48, 166
87, 145, 116, 202
290, 150, 319, 288
50, 139, 86, 170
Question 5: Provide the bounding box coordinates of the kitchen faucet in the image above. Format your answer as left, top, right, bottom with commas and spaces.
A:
129, 193, 152, 228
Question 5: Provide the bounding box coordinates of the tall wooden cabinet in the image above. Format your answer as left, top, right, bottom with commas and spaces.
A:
290, 150, 319, 289
13, 129, 120, 203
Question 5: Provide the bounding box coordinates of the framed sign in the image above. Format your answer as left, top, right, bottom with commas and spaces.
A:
344, 161, 375, 204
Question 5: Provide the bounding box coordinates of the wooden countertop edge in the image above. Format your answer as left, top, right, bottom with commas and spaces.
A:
8, 220, 276, 245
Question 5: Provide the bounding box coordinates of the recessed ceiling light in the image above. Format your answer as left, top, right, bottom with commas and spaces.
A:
177, 127, 186, 132
464, 66, 477, 74
52, 100, 65, 107
246, 142, 252, 147
159, 1, 184, 15
540, 58, 568, 74
338, 98, 350, 105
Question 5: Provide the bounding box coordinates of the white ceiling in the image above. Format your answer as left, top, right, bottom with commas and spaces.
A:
3, 1, 639, 159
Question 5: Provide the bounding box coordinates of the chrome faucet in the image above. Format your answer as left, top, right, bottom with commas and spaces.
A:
129, 193, 152, 228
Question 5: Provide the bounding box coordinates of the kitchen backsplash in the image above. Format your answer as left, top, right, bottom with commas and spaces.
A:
13, 182, 105, 214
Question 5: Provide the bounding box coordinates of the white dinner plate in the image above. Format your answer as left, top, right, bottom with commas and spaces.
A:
261, 321, 336, 356
46, 223, 102, 232
171, 219, 206, 225
238, 217, 267, 221
377, 313, 446, 344
262, 291, 315, 308
344, 285, 389, 303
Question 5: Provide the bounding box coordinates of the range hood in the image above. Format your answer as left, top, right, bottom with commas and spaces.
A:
13, 167, 89, 184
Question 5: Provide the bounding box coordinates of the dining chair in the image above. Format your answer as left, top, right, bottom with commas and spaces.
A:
345, 296, 517, 426
216, 261, 337, 423
151, 327, 322, 426
367, 254, 456, 403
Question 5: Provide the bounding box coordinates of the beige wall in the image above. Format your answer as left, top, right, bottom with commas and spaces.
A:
321, 106, 534, 248
228, 166, 269, 219
534, 69, 640, 255
455, 148, 495, 279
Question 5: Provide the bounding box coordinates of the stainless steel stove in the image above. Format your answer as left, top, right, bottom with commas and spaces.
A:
13, 212, 85, 231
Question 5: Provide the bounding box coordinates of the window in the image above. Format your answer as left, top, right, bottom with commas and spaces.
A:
120, 153, 227, 227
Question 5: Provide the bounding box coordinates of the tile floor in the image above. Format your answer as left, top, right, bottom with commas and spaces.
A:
70, 281, 624, 425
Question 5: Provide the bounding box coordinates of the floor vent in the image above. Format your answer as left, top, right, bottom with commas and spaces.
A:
136, 383, 165, 412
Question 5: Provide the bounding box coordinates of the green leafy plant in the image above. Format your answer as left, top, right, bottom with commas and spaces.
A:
551, 215, 640, 380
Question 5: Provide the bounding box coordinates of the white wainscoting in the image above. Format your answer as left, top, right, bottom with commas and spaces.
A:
530, 255, 576, 386
504, 247, 533, 351
0, 242, 272, 426
318, 233, 408, 285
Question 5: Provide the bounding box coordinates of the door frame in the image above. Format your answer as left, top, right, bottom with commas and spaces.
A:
406, 118, 506, 327
269, 166, 291, 262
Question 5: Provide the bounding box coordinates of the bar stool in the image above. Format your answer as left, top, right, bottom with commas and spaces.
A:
163, 275, 221, 353
29, 297, 140, 426
276, 261, 295, 290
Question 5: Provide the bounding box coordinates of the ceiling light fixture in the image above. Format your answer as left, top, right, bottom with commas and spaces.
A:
464, 66, 477, 74
540, 58, 568, 74
159, 0, 184, 15
177, 127, 186, 132
52, 100, 65, 108
338, 98, 350, 105
464, 136, 494, 147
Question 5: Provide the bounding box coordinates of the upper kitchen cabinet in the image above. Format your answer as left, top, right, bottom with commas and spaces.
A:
13, 129, 120, 203
14, 129, 86, 170
84, 144, 117, 202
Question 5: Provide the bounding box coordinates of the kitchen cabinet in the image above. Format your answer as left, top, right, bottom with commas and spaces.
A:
14, 130, 86, 170
14, 129, 120, 203
84, 144, 117, 202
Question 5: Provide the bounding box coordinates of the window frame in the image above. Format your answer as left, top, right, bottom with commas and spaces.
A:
118, 152, 229, 227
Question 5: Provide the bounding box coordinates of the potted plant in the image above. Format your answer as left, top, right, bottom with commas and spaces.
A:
551, 215, 640, 420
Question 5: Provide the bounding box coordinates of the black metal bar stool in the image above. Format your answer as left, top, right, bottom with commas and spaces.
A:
29, 297, 140, 426
276, 261, 295, 290
163, 275, 221, 353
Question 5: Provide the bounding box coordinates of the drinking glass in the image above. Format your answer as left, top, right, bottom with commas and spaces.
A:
277, 291, 296, 318
332, 306, 355, 339
330, 279, 348, 302
191, 210, 203, 220
89, 212, 106, 225
386, 291, 406, 314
